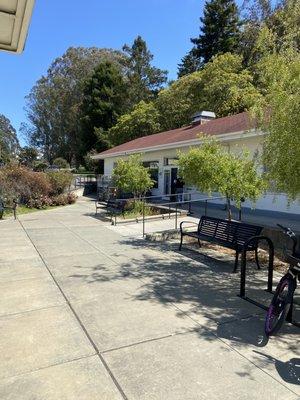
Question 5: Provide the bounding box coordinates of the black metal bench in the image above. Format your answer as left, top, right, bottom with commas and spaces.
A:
0, 198, 17, 220
179, 216, 263, 272
95, 197, 126, 217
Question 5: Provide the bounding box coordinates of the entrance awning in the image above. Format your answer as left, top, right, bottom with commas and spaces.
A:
0, 0, 35, 53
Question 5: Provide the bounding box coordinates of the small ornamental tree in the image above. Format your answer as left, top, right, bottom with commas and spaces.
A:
112, 155, 154, 199
178, 137, 266, 220
53, 157, 70, 169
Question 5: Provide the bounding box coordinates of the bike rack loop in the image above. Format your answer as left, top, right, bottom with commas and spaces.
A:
239, 235, 275, 311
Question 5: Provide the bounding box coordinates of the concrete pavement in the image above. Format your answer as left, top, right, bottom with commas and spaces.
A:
0, 197, 299, 399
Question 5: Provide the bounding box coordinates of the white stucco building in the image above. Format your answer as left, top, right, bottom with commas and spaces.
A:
93, 111, 300, 214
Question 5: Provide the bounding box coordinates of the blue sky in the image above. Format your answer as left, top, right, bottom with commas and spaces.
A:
0, 0, 205, 143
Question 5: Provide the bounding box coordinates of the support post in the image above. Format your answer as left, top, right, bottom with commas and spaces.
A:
240, 249, 247, 298
142, 201, 145, 237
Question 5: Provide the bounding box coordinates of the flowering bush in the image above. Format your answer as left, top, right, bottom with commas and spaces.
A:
0, 164, 51, 203
0, 164, 77, 210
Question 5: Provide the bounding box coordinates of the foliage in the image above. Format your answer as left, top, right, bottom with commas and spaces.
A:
191, 0, 240, 64
239, 0, 300, 67
46, 171, 73, 195
157, 53, 260, 130
178, 136, 266, 219
177, 48, 202, 78
112, 155, 154, 198
255, 51, 300, 199
27, 192, 76, 209
23, 47, 125, 164
156, 71, 204, 130
106, 101, 161, 147
18, 146, 39, 167
200, 53, 261, 116
33, 160, 49, 172
53, 157, 70, 169
0, 164, 51, 203
122, 36, 168, 106
79, 61, 128, 155
0, 114, 19, 164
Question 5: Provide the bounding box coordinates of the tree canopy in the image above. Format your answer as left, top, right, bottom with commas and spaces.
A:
79, 61, 128, 156
178, 137, 266, 219
23, 47, 125, 164
0, 114, 19, 164
256, 51, 300, 199
112, 154, 154, 198
122, 36, 168, 106
106, 101, 161, 147
191, 0, 240, 64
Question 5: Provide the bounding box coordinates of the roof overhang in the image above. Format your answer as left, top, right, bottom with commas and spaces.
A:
92, 129, 266, 160
0, 0, 35, 53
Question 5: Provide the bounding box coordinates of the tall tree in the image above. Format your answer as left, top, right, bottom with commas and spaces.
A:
79, 61, 128, 155
191, 0, 240, 64
23, 47, 125, 164
0, 114, 19, 164
122, 36, 168, 106
177, 48, 202, 78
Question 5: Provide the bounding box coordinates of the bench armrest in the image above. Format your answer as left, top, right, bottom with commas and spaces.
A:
180, 220, 199, 233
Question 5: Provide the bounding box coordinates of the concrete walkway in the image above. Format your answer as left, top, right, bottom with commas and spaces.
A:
0, 197, 299, 399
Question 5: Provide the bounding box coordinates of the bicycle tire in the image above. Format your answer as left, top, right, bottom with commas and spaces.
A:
265, 275, 296, 336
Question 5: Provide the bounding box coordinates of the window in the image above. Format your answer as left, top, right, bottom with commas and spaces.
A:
164, 157, 178, 166
143, 161, 159, 189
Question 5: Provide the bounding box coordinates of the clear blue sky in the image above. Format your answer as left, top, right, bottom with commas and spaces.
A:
0, 0, 205, 144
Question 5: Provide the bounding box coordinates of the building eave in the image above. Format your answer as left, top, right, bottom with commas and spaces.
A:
92, 129, 266, 160
0, 0, 35, 53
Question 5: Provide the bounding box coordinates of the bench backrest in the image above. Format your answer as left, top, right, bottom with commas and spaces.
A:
199, 216, 263, 248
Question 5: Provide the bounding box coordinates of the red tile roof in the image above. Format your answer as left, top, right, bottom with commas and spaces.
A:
96, 112, 256, 158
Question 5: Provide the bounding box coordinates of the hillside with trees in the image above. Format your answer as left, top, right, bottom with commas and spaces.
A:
8, 0, 297, 196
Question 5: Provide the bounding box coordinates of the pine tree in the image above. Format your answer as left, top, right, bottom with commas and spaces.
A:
122, 36, 168, 105
79, 61, 127, 155
191, 0, 240, 64
177, 48, 202, 78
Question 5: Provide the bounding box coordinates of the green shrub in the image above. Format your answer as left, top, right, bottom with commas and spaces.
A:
47, 171, 73, 195
53, 157, 70, 169
33, 160, 49, 172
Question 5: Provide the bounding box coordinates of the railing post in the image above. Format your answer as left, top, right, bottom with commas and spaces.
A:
205, 200, 208, 217
175, 203, 178, 230
267, 239, 274, 293
142, 201, 145, 237
169, 203, 171, 219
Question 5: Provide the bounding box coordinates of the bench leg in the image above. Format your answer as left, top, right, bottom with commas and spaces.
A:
255, 248, 261, 270
233, 251, 239, 273
179, 234, 183, 251
198, 238, 201, 248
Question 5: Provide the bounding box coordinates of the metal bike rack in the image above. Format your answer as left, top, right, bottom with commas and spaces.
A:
239, 235, 275, 311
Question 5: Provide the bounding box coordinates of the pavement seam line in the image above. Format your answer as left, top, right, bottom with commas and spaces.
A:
0, 304, 64, 319
0, 354, 96, 383
17, 219, 129, 400
101, 330, 194, 355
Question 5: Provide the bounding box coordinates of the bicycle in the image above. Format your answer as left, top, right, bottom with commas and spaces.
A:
265, 224, 300, 336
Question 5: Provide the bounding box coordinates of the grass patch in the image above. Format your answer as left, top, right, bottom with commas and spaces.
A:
2, 204, 61, 219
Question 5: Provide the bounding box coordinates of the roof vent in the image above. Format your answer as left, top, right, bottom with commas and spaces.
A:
191, 111, 216, 126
